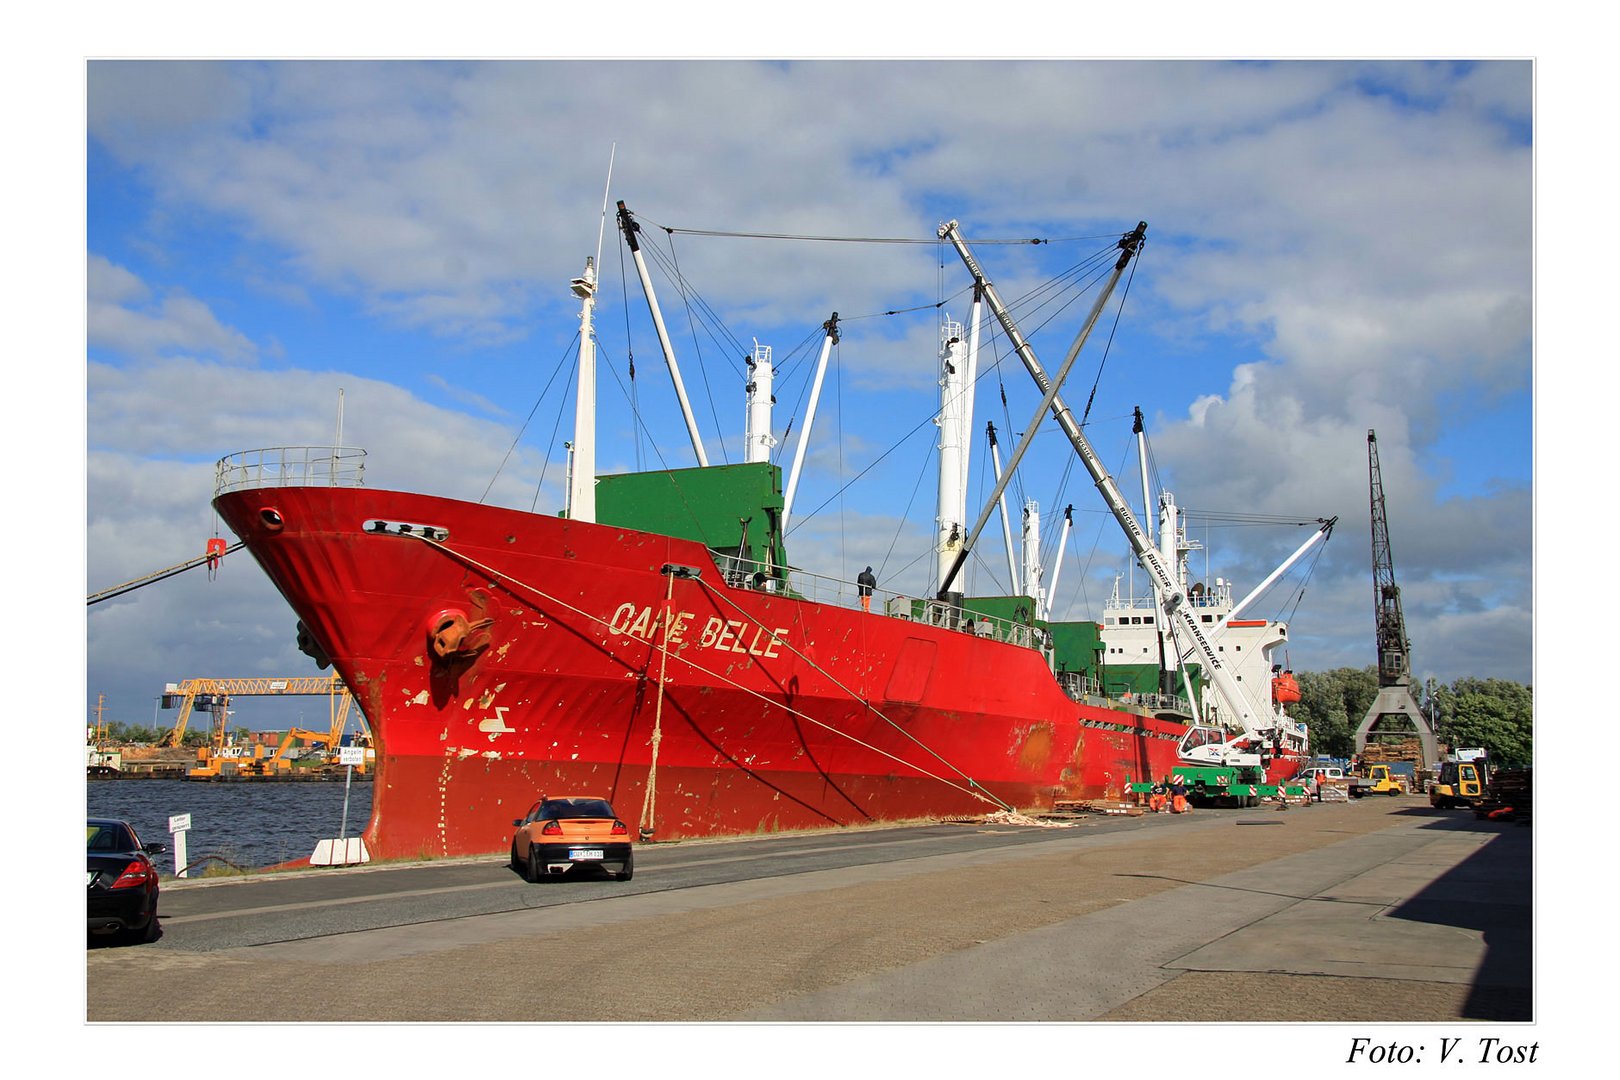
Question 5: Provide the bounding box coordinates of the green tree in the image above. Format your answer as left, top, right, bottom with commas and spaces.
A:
1289, 667, 1378, 758
1432, 677, 1533, 765
105, 720, 161, 744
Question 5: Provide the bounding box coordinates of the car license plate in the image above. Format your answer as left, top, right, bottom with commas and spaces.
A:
569, 849, 603, 861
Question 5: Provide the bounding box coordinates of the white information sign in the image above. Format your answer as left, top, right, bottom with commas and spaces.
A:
169, 813, 192, 878
338, 746, 366, 767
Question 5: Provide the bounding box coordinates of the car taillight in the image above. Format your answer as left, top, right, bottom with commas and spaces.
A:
111, 860, 152, 889
541, 820, 563, 836
611, 820, 628, 836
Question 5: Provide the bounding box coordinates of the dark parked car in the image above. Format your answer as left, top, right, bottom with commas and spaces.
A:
87, 818, 165, 943
510, 796, 633, 882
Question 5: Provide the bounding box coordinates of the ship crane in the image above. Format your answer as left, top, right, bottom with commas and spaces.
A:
1353, 430, 1437, 766
939, 219, 1280, 769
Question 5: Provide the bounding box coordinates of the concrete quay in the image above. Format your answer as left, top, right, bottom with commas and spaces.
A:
86, 799, 1530, 1026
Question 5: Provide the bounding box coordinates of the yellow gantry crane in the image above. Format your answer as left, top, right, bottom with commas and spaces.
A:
157, 675, 371, 779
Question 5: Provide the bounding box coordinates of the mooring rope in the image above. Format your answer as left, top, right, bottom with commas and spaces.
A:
414, 536, 1009, 811
638, 567, 675, 840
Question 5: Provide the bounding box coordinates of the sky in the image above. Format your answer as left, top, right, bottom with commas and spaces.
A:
81, 56, 1535, 737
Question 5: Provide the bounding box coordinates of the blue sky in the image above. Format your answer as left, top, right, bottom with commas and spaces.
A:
78, 57, 1538, 737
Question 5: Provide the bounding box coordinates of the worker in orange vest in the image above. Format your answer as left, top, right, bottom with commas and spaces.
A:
1148, 781, 1168, 813
1169, 779, 1190, 814
857, 567, 877, 612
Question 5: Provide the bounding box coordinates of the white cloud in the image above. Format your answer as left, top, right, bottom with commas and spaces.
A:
88, 255, 258, 364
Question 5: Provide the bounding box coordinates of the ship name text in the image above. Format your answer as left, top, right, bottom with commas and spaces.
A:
608, 603, 789, 659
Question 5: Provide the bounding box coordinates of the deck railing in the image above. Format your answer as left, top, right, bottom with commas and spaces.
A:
215, 446, 367, 497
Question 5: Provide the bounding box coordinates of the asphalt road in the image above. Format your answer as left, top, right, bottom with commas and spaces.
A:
86, 797, 1531, 1026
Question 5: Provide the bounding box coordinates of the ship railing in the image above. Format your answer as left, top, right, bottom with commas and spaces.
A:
904, 598, 1042, 650
1057, 671, 1104, 701
1072, 677, 1194, 714
1132, 690, 1194, 714
214, 446, 368, 496
711, 551, 849, 604
1109, 586, 1233, 614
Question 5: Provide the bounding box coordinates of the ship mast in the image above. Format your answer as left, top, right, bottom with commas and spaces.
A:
1021, 499, 1044, 615
567, 256, 599, 522
933, 315, 971, 601
744, 341, 776, 463
568, 155, 615, 523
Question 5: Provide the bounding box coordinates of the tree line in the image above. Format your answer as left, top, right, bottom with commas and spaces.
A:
1285, 667, 1532, 766
92, 721, 252, 748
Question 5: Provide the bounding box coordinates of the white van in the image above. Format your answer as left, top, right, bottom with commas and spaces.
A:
1298, 766, 1345, 785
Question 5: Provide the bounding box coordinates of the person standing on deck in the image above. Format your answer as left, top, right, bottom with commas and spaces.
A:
857, 567, 877, 612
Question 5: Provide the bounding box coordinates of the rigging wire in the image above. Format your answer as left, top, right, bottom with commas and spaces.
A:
471, 329, 572, 507
662, 228, 731, 465
877, 434, 937, 585
643, 218, 1116, 247
1078, 238, 1143, 428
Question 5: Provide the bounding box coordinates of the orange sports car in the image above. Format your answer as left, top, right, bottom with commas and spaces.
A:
510, 796, 634, 882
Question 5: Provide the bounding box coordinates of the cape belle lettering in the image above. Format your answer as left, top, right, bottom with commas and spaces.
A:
608, 603, 789, 659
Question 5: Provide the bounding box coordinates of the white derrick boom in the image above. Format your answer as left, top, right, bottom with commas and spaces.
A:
1226, 516, 1337, 621
1044, 505, 1072, 620
617, 201, 709, 467
781, 315, 837, 533
987, 424, 1020, 593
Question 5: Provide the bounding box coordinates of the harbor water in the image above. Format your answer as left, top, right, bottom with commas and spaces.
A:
86, 778, 374, 874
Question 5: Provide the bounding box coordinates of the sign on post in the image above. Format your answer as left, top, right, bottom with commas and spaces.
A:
309, 744, 371, 866
168, 813, 192, 878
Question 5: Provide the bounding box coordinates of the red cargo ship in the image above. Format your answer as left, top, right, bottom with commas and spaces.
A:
212, 213, 1312, 860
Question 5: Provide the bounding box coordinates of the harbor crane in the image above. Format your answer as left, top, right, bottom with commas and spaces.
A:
157, 675, 369, 778
1352, 430, 1437, 766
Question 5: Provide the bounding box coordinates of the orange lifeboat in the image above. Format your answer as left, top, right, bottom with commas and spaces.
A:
1272, 670, 1301, 706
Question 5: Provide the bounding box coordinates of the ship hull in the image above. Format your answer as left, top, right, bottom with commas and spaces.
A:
216, 485, 1197, 859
